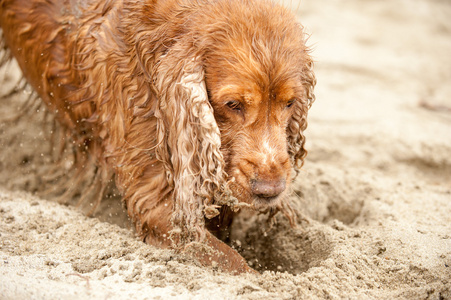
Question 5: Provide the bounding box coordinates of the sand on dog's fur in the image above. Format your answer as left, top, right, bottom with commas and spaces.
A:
1, 0, 450, 298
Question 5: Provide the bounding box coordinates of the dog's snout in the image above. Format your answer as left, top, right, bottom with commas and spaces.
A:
251, 179, 286, 199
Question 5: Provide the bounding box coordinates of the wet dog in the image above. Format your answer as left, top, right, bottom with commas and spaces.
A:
0, 0, 315, 273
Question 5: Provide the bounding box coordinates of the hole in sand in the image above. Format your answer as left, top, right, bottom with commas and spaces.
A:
230, 211, 332, 274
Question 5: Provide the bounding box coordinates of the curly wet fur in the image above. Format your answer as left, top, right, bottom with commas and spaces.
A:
0, 0, 315, 272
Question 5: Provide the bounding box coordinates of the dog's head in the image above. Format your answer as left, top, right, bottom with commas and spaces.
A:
203, 9, 315, 209
145, 0, 315, 239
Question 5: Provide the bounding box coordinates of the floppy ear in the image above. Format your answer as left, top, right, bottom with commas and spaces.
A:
287, 58, 316, 172
152, 46, 227, 244
277, 57, 315, 228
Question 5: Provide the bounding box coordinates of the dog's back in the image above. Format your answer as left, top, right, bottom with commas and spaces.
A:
2, 0, 79, 128
5, 0, 114, 122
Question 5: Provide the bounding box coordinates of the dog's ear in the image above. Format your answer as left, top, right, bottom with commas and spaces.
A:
278, 58, 315, 228
151, 45, 226, 244
287, 58, 316, 172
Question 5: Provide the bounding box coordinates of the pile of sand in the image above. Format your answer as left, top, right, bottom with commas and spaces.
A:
1, 0, 450, 298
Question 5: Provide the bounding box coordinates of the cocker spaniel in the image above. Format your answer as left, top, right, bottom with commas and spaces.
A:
0, 0, 315, 274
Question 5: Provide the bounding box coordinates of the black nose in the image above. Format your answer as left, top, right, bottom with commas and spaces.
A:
251, 179, 286, 199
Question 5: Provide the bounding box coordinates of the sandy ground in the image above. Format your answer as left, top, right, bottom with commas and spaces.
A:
1, 0, 451, 299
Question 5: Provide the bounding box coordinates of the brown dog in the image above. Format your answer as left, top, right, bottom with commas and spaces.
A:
0, 0, 315, 274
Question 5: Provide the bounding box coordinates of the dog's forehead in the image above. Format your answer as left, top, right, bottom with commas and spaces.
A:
216, 78, 299, 105
216, 83, 257, 103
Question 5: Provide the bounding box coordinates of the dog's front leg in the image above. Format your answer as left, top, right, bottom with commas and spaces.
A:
128, 196, 255, 274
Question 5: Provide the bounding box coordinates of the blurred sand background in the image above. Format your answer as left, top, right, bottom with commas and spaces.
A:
1, 0, 450, 298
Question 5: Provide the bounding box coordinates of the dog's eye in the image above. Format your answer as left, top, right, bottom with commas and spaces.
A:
226, 100, 242, 112
286, 98, 296, 108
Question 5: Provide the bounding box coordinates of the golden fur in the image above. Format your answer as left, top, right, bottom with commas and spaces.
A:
0, 0, 315, 274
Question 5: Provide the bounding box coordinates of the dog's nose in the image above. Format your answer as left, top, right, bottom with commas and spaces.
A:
251, 179, 286, 199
